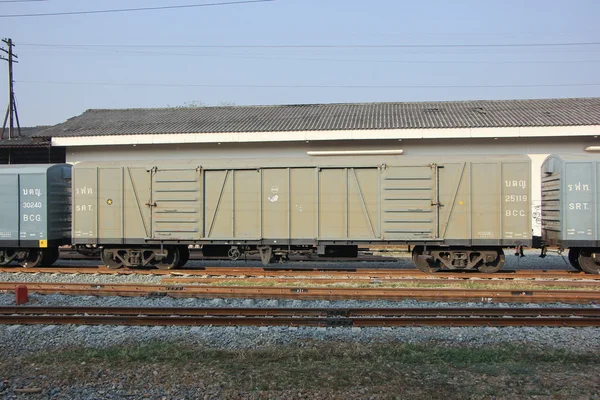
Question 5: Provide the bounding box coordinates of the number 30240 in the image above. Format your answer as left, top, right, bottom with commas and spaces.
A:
22, 202, 43, 209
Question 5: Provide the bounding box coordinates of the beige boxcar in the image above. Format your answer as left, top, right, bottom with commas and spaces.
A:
72, 154, 530, 271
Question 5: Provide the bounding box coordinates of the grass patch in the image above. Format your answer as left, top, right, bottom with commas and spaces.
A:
30, 340, 597, 369
21, 341, 600, 396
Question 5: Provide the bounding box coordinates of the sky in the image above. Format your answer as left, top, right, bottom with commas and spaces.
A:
1, 0, 599, 127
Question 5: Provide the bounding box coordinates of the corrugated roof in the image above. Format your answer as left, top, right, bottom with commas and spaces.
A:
0, 126, 52, 148
44, 97, 600, 138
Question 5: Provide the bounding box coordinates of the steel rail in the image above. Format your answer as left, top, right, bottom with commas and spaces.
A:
1, 282, 599, 303
0, 266, 598, 281
177, 268, 600, 280
1, 306, 598, 317
0, 313, 598, 328
160, 277, 600, 288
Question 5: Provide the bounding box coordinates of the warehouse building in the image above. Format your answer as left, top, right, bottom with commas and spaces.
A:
0, 126, 65, 164
33, 97, 600, 234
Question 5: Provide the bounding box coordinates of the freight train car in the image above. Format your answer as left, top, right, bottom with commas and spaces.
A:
71, 155, 531, 272
542, 154, 600, 274
0, 164, 72, 267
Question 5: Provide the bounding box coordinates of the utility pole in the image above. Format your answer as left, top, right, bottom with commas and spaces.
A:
0, 38, 21, 140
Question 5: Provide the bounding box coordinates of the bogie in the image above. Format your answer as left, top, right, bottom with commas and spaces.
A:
0, 249, 16, 265
150, 246, 180, 270
21, 250, 44, 268
101, 246, 181, 270
577, 248, 600, 274
411, 246, 441, 273
0, 248, 58, 268
411, 246, 505, 273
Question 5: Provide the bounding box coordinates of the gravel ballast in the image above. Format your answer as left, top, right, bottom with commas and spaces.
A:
0, 250, 597, 399
0, 246, 596, 357
0, 296, 599, 399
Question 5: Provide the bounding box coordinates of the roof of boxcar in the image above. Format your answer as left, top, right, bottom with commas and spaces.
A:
0, 164, 67, 174
41, 97, 600, 137
545, 154, 600, 162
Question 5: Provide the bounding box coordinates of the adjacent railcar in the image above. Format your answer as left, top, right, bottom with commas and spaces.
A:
0, 164, 72, 267
72, 155, 531, 272
542, 154, 600, 274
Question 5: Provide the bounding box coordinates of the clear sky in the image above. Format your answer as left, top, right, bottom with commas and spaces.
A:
1, 0, 599, 127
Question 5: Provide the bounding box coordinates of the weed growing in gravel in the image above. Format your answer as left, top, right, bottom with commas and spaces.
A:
31, 341, 597, 367
20, 341, 600, 397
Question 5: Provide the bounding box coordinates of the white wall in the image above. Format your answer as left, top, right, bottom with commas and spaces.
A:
65, 136, 598, 163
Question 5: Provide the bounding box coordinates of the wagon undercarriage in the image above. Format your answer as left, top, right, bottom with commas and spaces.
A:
412, 246, 505, 273
100, 245, 190, 270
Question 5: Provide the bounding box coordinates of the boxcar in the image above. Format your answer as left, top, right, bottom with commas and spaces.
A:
72, 154, 530, 272
0, 164, 72, 267
542, 154, 600, 273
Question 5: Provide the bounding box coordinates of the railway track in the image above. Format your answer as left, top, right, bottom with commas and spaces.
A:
1, 306, 598, 327
0, 266, 597, 281
160, 276, 600, 288
2, 282, 599, 303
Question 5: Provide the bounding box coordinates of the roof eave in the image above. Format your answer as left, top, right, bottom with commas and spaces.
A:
50, 125, 600, 147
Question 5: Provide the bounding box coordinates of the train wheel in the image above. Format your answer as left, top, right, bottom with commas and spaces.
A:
476, 249, 505, 273
153, 246, 180, 270
258, 246, 274, 266
568, 248, 582, 271
175, 246, 190, 268
577, 249, 600, 274
101, 248, 124, 269
411, 246, 441, 273
41, 247, 60, 266
21, 250, 43, 268
0, 249, 15, 265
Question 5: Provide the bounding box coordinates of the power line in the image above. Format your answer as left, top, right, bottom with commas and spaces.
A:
17, 80, 600, 89
18, 45, 600, 64
0, 0, 274, 17
18, 41, 600, 48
